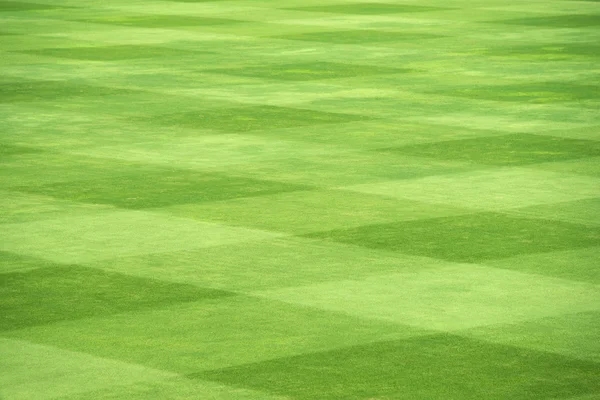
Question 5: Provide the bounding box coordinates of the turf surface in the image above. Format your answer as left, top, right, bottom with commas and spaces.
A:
1, 0, 599, 399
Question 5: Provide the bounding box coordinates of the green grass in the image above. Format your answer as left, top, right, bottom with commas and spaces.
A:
377, 133, 600, 165
303, 213, 600, 262
205, 61, 410, 81
1, 266, 232, 331
71, 15, 245, 28
196, 334, 600, 399
285, 3, 451, 14
273, 30, 443, 43
149, 105, 368, 132
20, 45, 206, 61
1, 0, 600, 399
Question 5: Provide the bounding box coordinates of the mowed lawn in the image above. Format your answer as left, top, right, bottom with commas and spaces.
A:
1, 0, 600, 399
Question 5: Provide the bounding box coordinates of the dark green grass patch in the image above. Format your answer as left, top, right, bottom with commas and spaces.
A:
19, 45, 206, 61
0, 80, 134, 103
493, 14, 600, 28
441, 82, 600, 103
286, 3, 450, 14
74, 15, 244, 28
4, 296, 421, 373
376, 133, 600, 166
0, 266, 232, 331
151, 105, 367, 132
303, 213, 600, 262
205, 61, 410, 81
273, 30, 442, 44
0, 1, 63, 11
14, 168, 309, 209
195, 334, 600, 399
0, 143, 43, 158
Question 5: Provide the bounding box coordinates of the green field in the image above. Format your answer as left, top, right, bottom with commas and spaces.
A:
1, 0, 600, 399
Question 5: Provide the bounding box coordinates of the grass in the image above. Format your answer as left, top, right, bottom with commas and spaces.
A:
1, 0, 599, 399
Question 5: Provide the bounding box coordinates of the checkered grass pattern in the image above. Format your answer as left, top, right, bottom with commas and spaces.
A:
1, 0, 599, 399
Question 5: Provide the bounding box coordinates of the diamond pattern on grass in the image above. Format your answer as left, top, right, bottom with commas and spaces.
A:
14, 168, 308, 209
535, 156, 600, 178
0, 1, 63, 11
1, 209, 281, 263
20, 45, 206, 61
165, 189, 466, 235
465, 311, 600, 363
0, 143, 43, 157
0, 251, 59, 274
0, 266, 232, 331
151, 105, 367, 132
273, 30, 442, 44
505, 197, 600, 227
441, 82, 600, 103
303, 212, 600, 262
256, 265, 600, 330
4, 296, 423, 373
195, 334, 600, 399
377, 133, 600, 165
485, 43, 600, 59
346, 169, 600, 210
286, 3, 451, 14
92, 237, 448, 291
74, 15, 243, 28
1, 338, 177, 400
494, 14, 600, 28
205, 61, 409, 81
484, 247, 600, 284
0, 80, 134, 103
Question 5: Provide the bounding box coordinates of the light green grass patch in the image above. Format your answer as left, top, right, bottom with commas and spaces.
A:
505, 197, 600, 226
54, 376, 288, 400
70, 15, 245, 28
163, 189, 468, 234
494, 14, 600, 28
443, 82, 599, 104
377, 133, 600, 166
286, 4, 451, 15
345, 168, 600, 210
0, 251, 59, 274
0, 190, 112, 224
1, 209, 281, 263
465, 311, 600, 363
18, 44, 207, 61
273, 29, 443, 43
531, 156, 600, 177
484, 247, 600, 284
90, 236, 449, 291
0, 338, 176, 400
205, 61, 409, 81
255, 264, 600, 330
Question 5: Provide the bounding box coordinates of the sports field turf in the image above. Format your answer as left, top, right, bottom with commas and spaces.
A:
1, 0, 600, 398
